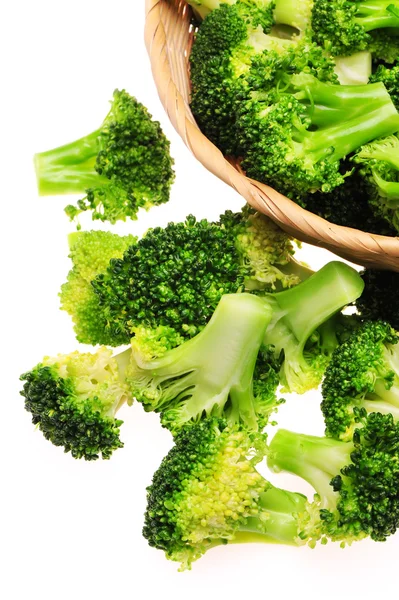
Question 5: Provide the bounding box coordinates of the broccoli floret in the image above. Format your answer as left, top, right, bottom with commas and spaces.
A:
368, 29, 399, 62
66, 208, 307, 347
127, 293, 277, 433
321, 320, 399, 441
356, 269, 399, 329
20, 348, 132, 460
187, 0, 276, 31
60, 230, 137, 346
268, 412, 399, 543
143, 418, 320, 569
128, 262, 364, 424
370, 62, 399, 108
312, 0, 399, 56
302, 168, 397, 235
353, 134, 399, 233
34, 90, 175, 225
262, 261, 364, 393
238, 69, 399, 199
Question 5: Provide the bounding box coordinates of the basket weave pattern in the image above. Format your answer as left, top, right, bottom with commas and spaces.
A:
145, 0, 399, 270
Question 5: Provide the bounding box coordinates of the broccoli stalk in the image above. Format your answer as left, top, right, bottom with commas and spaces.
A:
268, 412, 399, 543
262, 261, 364, 393
273, 0, 313, 32
240, 73, 399, 197
34, 89, 175, 224
333, 52, 372, 85
128, 293, 274, 433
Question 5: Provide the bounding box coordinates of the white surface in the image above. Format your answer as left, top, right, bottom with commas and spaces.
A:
1, 2, 395, 599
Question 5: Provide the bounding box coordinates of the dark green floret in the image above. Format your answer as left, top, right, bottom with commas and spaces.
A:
312, 0, 399, 56
143, 417, 320, 569
321, 320, 399, 441
356, 269, 399, 329
370, 62, 399, 108
186, 0, 276, 31
353, 134, 399, 233
368, 29, 399, 63
34, 89, 175, 225
20, 348, 132, 460
268, 412, 399, 543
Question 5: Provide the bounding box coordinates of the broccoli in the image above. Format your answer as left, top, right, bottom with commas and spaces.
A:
368, 29, 399, 62
301, 168, 397, 235
143, 417, 320, 569
311, 0, 399, 56
60, 230, 137, 346
61, 208, 311, 347
268, 411, 399, 543
321, 320, 399, 441
353, 134, 399, 233
186, 0, 276, 30
128, 262, 364, 410
238, 69, 399, 199
34, 89, 175, 225
20, 347, 132, 460
356, 269, 399, 329
370, 62, 399, 108
190, 2, 294, 154
333, 51, 372, 84
273, 0, 314, 33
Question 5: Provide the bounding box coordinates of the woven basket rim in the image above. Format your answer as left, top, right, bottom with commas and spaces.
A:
145, 0, 399, 270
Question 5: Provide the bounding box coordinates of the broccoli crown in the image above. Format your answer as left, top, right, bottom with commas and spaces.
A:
188, 0, 275, 30
368, 29, 399, 63
311, 0, 399, 56
143, 418, 268, 568
321, 320, 399, 441
126, 293, 278, 434
354, 134, 399, 233
90, 208, 301, 348
59, 230, 137, 346
269, 412, 399, 543
239, 67, 399, 199
189, 1, 280, 154
20, 348, 131, 460
302, 168, 397, 235
370, 62, 399, 109
35, 89, 175, 225
356, 269, 399, 329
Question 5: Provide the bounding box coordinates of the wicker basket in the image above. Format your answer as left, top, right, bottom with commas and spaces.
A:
145, 0, 399, 270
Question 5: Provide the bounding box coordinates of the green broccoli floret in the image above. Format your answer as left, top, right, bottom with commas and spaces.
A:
187, 0, 276, 31
321, 320, 399, 441
301, 167, 397, 235
60, 230, 137, 346
143, 417, 320, 569
370, 62, 399, 108
20, 348, 132, 460
353, 134, 399, 232
356, 269, 399, 329
190, 2, 293, 154
262, 261, 364, 393
368, 29, 399, 62
238, 69, 399, 199
34, 89, 175, 225
268, 412, 399, 543
63, 208, 309, 347
128, 262, 364, 417
311, 0, 399, 56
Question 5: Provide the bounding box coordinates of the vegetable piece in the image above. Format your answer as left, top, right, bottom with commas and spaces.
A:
268, 412, 399, 543
356, 269, 399, 329
20, 348, 132, 460
34, 90, 175, 224
321, 320, 399, 441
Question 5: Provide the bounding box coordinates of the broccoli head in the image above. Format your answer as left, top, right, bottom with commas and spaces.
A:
321, 320, 399, 441
356, 269, 399, 329
34, 89, 175, 225
187, 0, 276, 31
268, 411, 399, 544
143, 417, 319, 569
20, 347, 132, 460
368, 29, 399, 63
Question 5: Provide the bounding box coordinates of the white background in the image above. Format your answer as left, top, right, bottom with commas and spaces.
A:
1, 1, 397, 598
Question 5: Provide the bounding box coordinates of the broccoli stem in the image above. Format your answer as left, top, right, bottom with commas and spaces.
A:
268, 429, 354, 511
273, 0, 312, 31
34, 129, 105, 195
355, 1, 399, 31
239, 484, 308, 544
